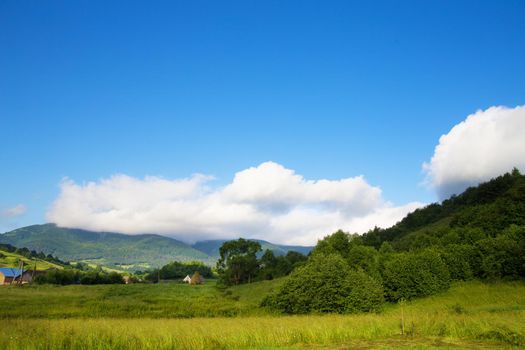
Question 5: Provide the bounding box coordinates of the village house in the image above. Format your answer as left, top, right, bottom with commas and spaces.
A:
0, 268, 57, 285
0, 268, 24, 285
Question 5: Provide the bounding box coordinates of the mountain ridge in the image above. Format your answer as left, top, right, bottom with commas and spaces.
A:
0, 224, 313, 271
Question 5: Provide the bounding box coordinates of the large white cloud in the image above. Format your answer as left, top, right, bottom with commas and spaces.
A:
46, 162, 423, 245
423, 105, 525, 199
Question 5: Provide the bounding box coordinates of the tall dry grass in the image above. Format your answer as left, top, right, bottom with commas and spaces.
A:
0, 281, 523, 349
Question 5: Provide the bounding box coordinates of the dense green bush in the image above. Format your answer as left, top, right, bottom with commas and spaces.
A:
346, 244, 380, 279
476, 231, 524, 280
440, 244, 476, 280
262, 254, 384, 314
344, 269, 385, 313
381, 249, 450, 301
311, 230, 354, 259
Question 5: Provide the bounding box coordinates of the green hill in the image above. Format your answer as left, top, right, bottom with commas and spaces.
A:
0, 247, 63, 270
191, 239, 312, 259
0, 225, 311, 271
361, 168, 525, 249
0, 224, 214, 271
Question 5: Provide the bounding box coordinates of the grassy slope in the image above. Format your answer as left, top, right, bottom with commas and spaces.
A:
0, 249, 62, 270
0, 280, 523, 349
0, 224, 215, 270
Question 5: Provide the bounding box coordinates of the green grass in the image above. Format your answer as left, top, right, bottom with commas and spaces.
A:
0, 280, 524, 349
0, 279, 286, 319
0, 249, 62, 270
0, 280, 259, 318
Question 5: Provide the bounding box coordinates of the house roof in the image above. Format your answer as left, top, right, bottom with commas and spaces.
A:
0, 268, 25, 278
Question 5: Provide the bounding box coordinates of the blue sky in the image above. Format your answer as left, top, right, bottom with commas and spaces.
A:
1, 1, 525, 241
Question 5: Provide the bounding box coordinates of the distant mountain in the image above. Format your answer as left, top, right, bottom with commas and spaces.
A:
0, 224, 214, 271
0, 224, 313, 271
192, 239, 312, 259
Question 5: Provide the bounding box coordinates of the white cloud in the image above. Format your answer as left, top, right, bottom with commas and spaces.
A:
47, 161, 423, 245
2, 204, 27, 218
423, 105, 525, 199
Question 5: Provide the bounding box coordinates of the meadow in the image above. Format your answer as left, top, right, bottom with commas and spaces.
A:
0, 279, 283, 319
0, 280, 524, 349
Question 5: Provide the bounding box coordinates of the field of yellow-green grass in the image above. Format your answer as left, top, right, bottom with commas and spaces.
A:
0, 280, 524, 349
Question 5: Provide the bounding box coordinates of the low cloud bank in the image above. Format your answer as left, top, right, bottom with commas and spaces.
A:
47, 162, 423, 245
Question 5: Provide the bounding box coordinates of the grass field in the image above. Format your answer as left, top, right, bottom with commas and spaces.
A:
0, 279, 284, 318
0, 280, 524, 349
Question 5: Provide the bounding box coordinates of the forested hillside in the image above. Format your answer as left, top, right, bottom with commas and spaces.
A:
264, 169, 525, 314
361, 168, 525, 249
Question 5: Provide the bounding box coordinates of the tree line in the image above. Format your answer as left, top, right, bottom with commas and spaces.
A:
0, 243, 67, 265
35, 269, 125, 285
144, 261, 213, 282
216, 238, 308, 286
262, 224, 525, 314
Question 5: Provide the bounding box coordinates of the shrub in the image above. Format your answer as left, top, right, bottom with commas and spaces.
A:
262, 254, 384, 314
477, 233, 524, 279
346, 245, 380, 279
440, 244, 477, 280
381, 248, 450, 301
344, 269, 384, 313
